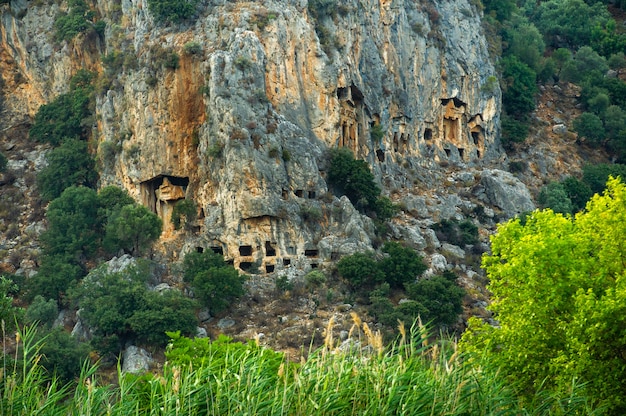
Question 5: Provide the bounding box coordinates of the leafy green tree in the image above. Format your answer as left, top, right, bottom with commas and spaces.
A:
54, 0, 96, 42
502, 14, 545, 72
182, 251, 246, 314
147, 0, 199, 23
337, 252, 384, 290
573, 112, 606, 145
560, 46, 608, 83
37, 139, 97, 201
40, 186, 100, 260
96, 185, 135, 225
500, 114, 529, 146
462, 178, 626, 413
104, 204, 162, 255
27, 256, 84, 305
379, 242, 427, 288
405, 274, 464, 328
25, 296, 59, 328
561, 176, 593, 212
537, 182, 573, 214
582, 163, 626, 194
327, 148, 380, 212
73, 263, 197, 352
29, 73, 94, 146
532, 0, 611, 49
500, 56, 537, 118
38, 327, 90, 382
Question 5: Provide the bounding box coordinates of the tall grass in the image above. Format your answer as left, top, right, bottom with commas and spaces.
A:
1, 318, 598, 415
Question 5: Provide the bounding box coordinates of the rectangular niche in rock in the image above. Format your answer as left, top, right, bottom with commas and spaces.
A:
265, 241, 276, 256
139, 175, 189, 231
239, 245, 253, 256
304, 249, 319, 257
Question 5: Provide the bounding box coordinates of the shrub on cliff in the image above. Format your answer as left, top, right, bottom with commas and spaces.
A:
147, 0, 199, 23
183, 251, 246, 314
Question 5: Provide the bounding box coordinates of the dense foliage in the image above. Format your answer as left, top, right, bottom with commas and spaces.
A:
29, 70, 95, 146
327, 148, 397, 221
182, 251, 246, 314
462, 177, 626, 413
71, 262, 197, 353
146, 0, 199, 23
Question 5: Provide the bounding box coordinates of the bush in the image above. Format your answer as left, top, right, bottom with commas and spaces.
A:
500, 114, 529, 147
405, 274, 464, 328
431, 218, 479, 247
38, 327, 90, 382
304, 270, 327, 288
379, 242, 427, 288
500, 56, 537, 118
171, 199, 196, 230
538, 182, 573, 214
25, 296, 58, 328
27, 256, 83, 305
582, 163, 626, 194
72, 262, 198, 352
337, 252, 384, 290
183, 41, 202, 55
561, 176, 593, 213
327, 147, 380, 213
104, 204, 162, 256
54, 0, 95, 42
147, 0, 199, 23
29, 72, 94, 145
573, 112, 606, 145
37, 139, 97, 201
183, 251, 246, 314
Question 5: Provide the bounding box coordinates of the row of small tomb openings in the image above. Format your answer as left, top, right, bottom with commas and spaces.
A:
196, 245, 319, 259
282, 189, 316, 200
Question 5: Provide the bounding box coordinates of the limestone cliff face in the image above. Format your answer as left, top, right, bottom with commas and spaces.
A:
0, 0, 504, 273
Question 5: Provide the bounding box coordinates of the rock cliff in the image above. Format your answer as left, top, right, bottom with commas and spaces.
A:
1, 0, 521, 276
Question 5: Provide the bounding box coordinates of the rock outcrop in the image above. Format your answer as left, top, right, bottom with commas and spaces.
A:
0, 0, 509, 273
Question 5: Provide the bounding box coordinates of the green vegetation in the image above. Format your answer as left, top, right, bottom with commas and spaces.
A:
54, 0, 98, 42
431, 218, 479, 247
146, 0, 199, 23
37, 139, 97, 201
171, 199, 196, 230
327, 147, 397, 221
71, 262, 197, 353
182, 251, 246, 314
0, 276, 24, 332
4, 319, 598, 415
103, 204, 162, 256
462, 177, 626, 413
183, 41, 202, 55
29, 70, 95, 146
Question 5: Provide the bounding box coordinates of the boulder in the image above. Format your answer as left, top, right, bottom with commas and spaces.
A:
480, 169, 535, 219
122, 346, 153, 374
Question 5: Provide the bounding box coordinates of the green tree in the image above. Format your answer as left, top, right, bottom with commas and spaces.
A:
29, 73, 94, 146
182, 251, 246, 314
405, 274, 464, 328
561, 176, 593, 212
171, 199, 197, 230
573, 112, 606, 145
327, 148, 381, 214
38, 327, 90, 382
379, 242, 427, 288
37, 139, 97, 201
27, 256, 84, 305
25, 295, 59, 328
560, 46, 609, 83
462, 178, 626, 413
104, 204, 162, 255
532, 0, 611, 49
40, 186, 100, 260
537, 181, 573, 214
582, 163, 626, 194
54, 0, 96, 42
72, 263, 197, 353
147, 0, 199, 23
500, 55, 537, 118
96, 185, 135, 225
336, 252, 384, 290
